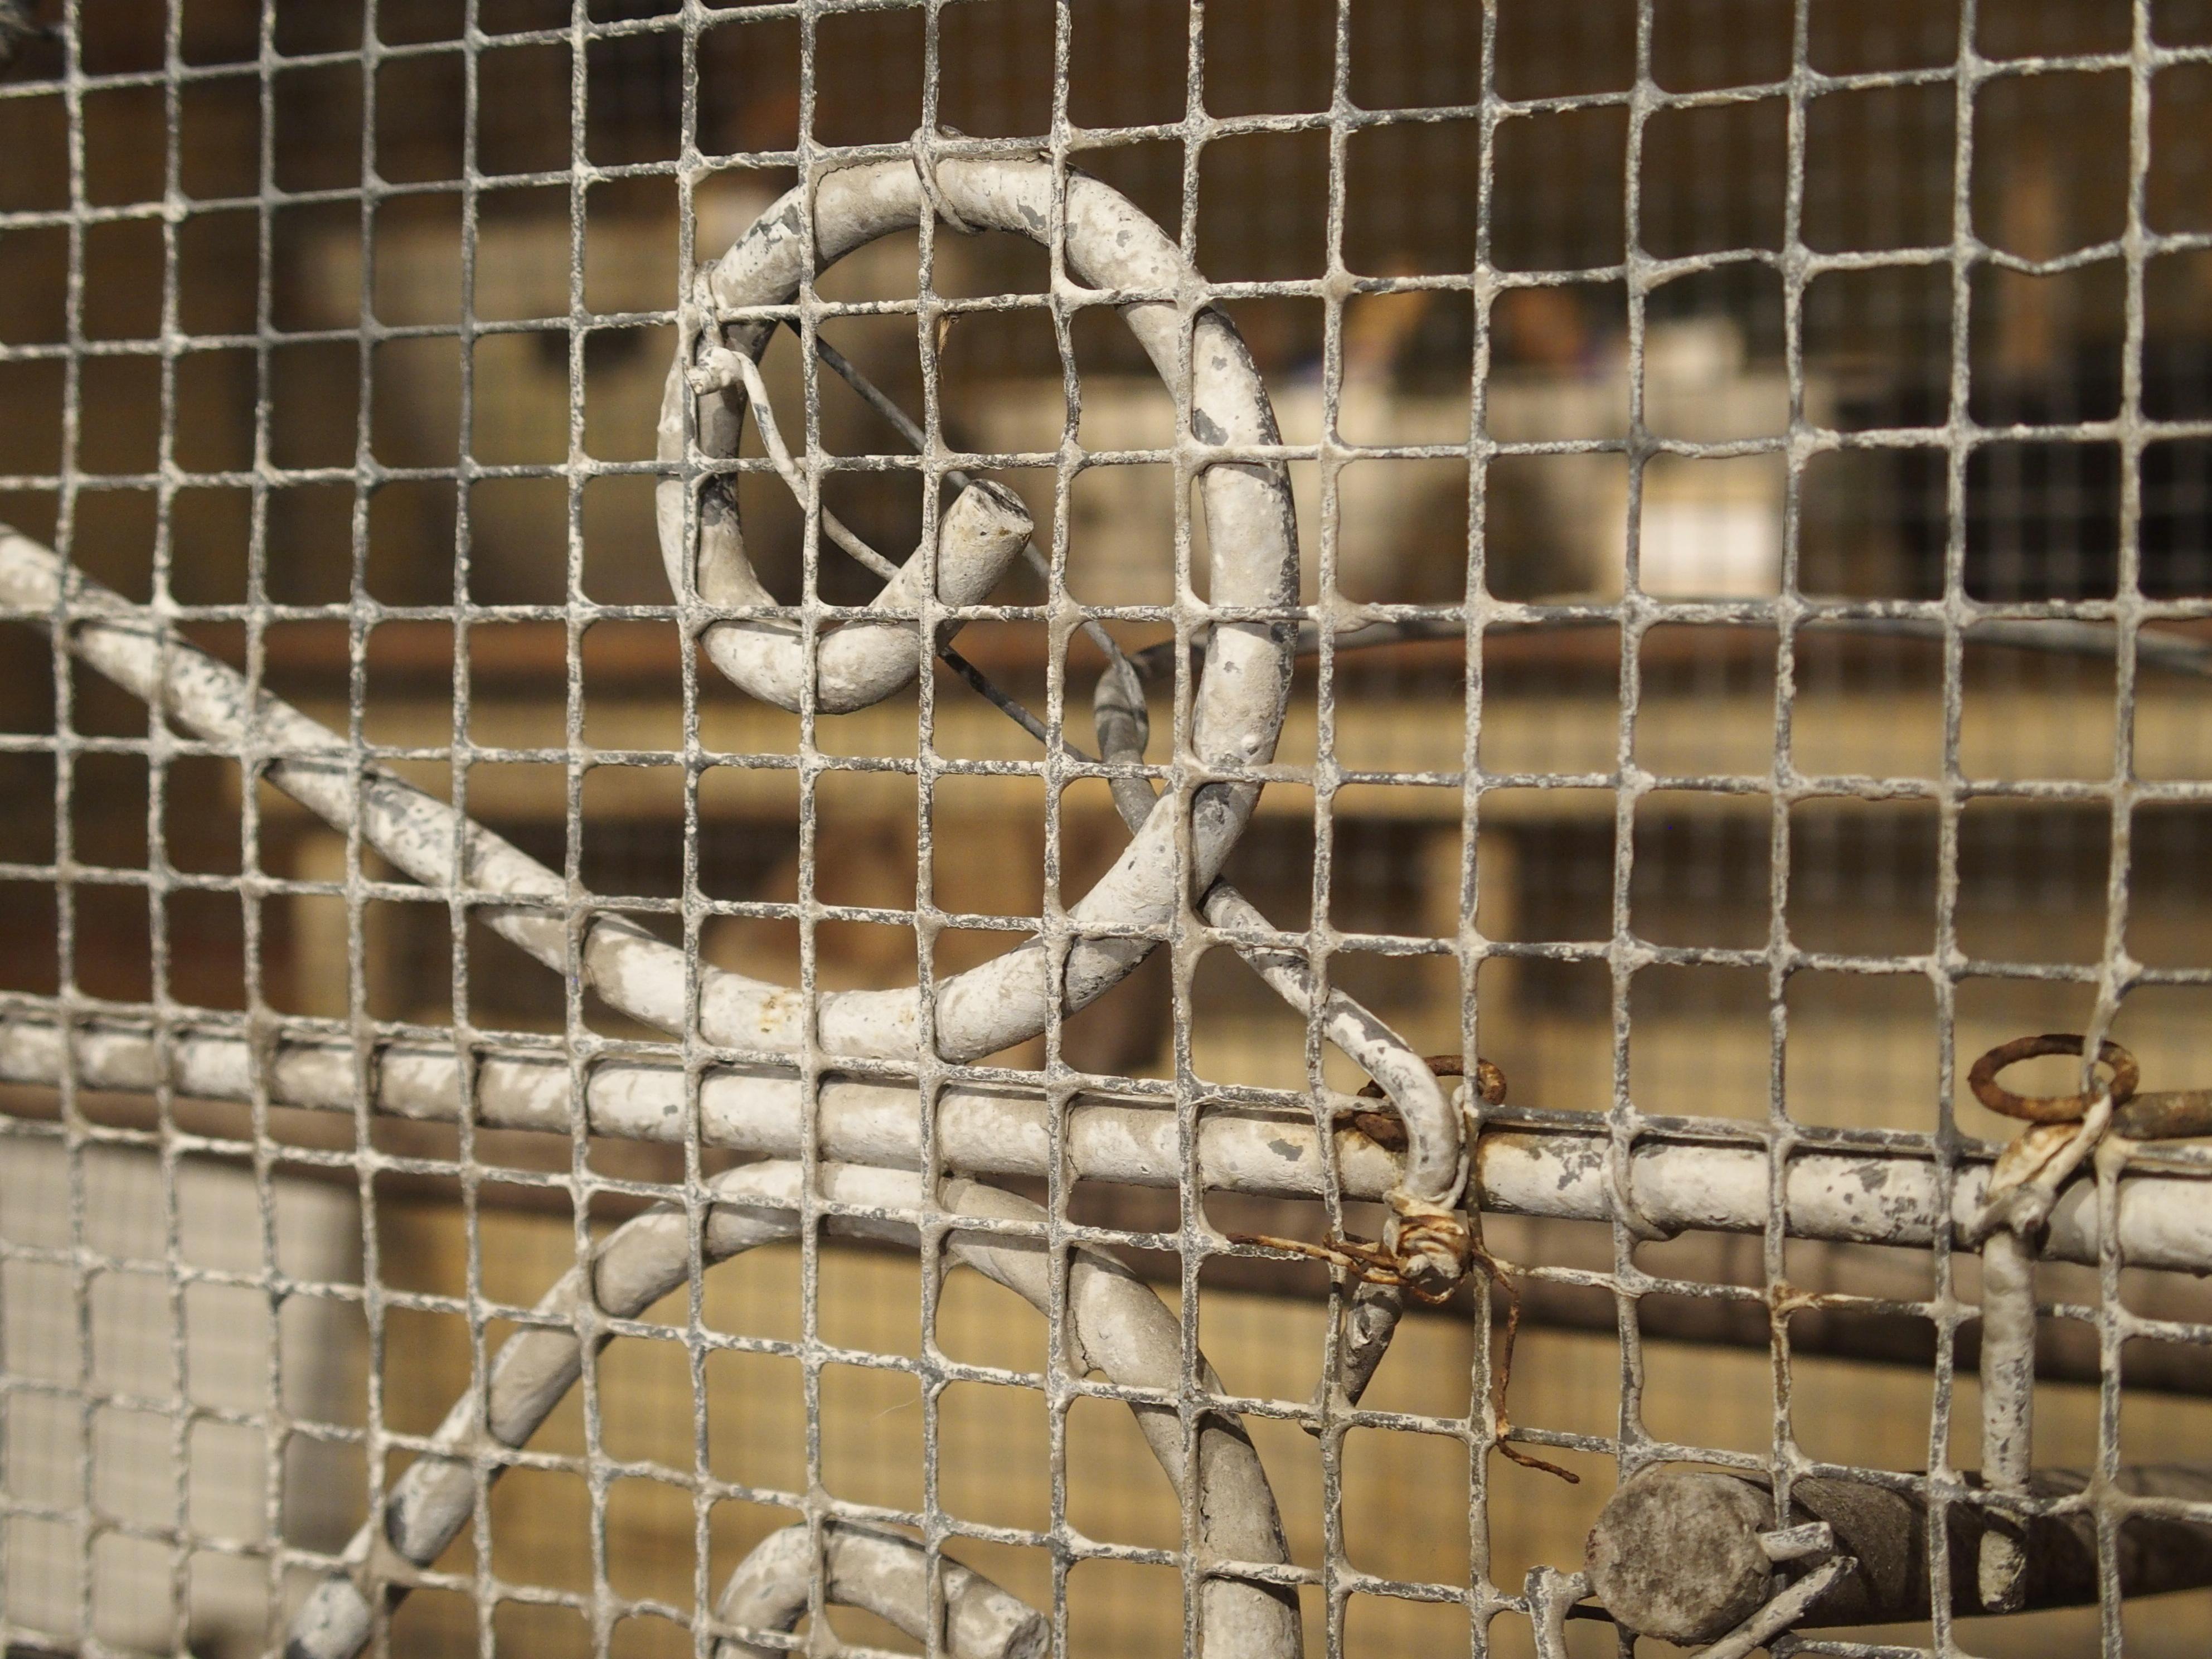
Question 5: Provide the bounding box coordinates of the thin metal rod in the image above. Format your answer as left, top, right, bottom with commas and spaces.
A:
1977, 1226, 2040, 1609
1142, 612, 2212, 680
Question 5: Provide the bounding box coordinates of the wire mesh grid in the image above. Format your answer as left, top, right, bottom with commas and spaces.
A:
3, 2, 2212, 1657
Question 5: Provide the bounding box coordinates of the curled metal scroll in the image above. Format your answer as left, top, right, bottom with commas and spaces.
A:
657, 154, 1302, 1066
668, 460, 1037, 715
0, 159, 1451, 1657
712, 1521, 1046, 1659
0, 145, 1463, 1225
284, 1162, 1298, 1659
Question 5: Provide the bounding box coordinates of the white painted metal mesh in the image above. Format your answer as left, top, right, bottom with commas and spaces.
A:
1, 3, 2211, 1658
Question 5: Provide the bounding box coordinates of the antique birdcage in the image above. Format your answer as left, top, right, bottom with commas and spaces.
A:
1, 4, 2210, 1657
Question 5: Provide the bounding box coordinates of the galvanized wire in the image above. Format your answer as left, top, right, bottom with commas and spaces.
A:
3, 4, 2212, 1658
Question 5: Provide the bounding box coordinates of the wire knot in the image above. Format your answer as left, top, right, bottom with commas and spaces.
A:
912, 125, 978, 235
1388, 1190, 1474, 1304
1339, 1054, 1505, 1300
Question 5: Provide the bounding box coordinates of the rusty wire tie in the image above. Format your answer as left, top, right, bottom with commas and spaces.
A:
1230, 1056, 1578, 1483
1230, 1054, 1504, 1300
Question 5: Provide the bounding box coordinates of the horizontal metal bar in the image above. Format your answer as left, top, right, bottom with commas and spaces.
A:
1585, 1465, 2212, 1639
4, 1010, 2209, 1274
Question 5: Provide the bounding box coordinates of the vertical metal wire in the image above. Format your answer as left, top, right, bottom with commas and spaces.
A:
1763, 0, 1812, 1563
2092, 6, 2156, 1646
675, 12, 716, 1659
1462, 11, 1505, 1652
53, 3, 91, 1648
1607, 0, 1662, 1566
144, 3, 185, 1653
1314, 15, 1355, 1659
1041, 23, 1084, 1659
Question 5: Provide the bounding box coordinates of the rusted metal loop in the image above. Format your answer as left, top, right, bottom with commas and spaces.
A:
1355, 1053, 1507, 1113
1968, 1033, 2139, 1123
1343, 1055, 1503, 1163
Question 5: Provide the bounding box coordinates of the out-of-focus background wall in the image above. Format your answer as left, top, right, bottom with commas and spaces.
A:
3, 2, 2212, 1656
